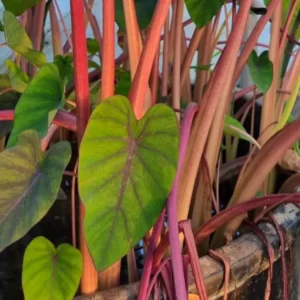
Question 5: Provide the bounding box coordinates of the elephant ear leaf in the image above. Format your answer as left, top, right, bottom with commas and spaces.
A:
0, 130, 71, 253
79, 95, 179, 270
22, 236, 82, 300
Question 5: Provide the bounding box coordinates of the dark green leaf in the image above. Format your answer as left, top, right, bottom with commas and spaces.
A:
87, 38, 100, 55
115, 0, 157, 31
0, 74, 20, 138
22, 237, 82, 300
0, 130, 71, 253
115, 69, 131, 96
190, 64, 212, 71
79, 95, 178, 270
3, 10, 47, 67
88, 60, 101, 69
247, 50, 273, 93
54, 54, 74, 83
185, 0, 225, 29
7, 63, 64, 148
6, 59, 29, 93
1, 0, 42, 16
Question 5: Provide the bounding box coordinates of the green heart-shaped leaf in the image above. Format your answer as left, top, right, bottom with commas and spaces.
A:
22, 237, 82, 300
3, 10, 47, 67
248, 50, 273, 93
0, 130, 71, 253
7, 63, 64, 148
79, 95, 178, 270
115, 0, 157, 31
185, 0, 225, 29
2, 0, 42, 16
6, 59, 29, 93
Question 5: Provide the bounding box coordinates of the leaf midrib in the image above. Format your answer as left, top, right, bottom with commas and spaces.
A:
102, 138, 137, 260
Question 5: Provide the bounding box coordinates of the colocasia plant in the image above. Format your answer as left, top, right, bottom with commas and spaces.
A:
0, 0, 300, 299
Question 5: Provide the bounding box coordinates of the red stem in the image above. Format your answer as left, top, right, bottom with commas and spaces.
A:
101, 0, 115, 100
138, 208, 166, 300
70, 0, 97, 294
0, 110, 77, 132
129, 0, 172, 119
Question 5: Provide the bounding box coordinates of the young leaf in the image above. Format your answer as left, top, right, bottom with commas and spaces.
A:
223, 115, 260, 148
115, 0, 157, 31
7, 63, 64, 148
247, 50, 273, 93
1, 0, 42, 16
0, 130, 71, 253
6, 59, 29, 93
54, 54, 74, 84
87, 38, 100, 55
22, 237, 82, 300
224, 115, 247, 137
185, 0, 226, 29
79, 95, 178, 270
3, 11, 47, 67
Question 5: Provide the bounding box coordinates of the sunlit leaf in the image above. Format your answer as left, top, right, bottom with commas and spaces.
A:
22, 237, 82, 300
247, 50, 273, 93
1, 0, 42, 16
3, 11, 47, 67
6, 59, 29, 93
0, 130, 71, 253
7, 63, 64, 148
115, 0, 157, 31
79, 95, 178, 270
185, 0, 225, 29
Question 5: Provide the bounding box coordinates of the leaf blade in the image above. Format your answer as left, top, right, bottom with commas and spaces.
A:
7, 63, 63, 148
185, 0, 225, 29
79, 96, 178, 270
0, 130, 71, 253
22, 237, 82, 300
3, 10, 47, 67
